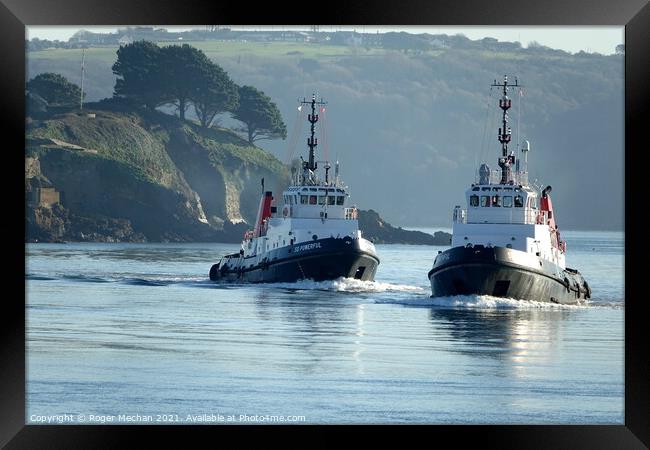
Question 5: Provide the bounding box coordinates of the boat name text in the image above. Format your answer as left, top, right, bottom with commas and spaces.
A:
294, 242, 322, 252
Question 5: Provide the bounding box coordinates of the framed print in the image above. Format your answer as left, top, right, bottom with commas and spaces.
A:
3, 0, 649, 447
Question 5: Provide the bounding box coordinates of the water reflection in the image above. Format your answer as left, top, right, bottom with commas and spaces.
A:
352, 303, 366, 375
429, 306, 572, 378
253, 287, 353, 374
27, 243, 237, 263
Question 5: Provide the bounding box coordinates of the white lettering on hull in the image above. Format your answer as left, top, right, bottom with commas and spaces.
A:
294, 242, 322, 252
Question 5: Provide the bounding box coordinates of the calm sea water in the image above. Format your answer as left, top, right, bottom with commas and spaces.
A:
26, 230, 624, 424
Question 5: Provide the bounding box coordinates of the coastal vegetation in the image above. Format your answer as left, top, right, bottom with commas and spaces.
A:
25, 28, 623, 241
25, 104, 290, 242
110, 41, 283, 138
27, 72, 84, 107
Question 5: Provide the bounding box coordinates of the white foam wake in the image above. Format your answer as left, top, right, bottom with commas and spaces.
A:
376, 294, 593, 310
264, 277, 428, 294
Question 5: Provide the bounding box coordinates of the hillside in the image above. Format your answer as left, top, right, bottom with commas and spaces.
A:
26, 103, 290, 242
28, 36, 623, 230
26, 104, 445, 245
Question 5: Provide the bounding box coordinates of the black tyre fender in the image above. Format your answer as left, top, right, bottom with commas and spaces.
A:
573, 280, 581, 298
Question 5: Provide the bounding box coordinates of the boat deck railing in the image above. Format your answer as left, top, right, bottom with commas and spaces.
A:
532, 210, 550, 225
453, 207, 467, 224
456, 207, 550, 225
485, 170, 529, 186
344, 207, 358, 220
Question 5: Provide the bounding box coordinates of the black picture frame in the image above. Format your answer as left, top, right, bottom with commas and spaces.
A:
3, 0, 648, 447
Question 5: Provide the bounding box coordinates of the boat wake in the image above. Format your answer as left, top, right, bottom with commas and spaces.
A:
26, 272, 426, 294
375, 294, 612, 310
258, 277, 428, 294
27, 272, 209, 287
26, 272, 620, 307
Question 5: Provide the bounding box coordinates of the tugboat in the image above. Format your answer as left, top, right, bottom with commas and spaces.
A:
428, 76, 590, 304
209, 94, 379, 283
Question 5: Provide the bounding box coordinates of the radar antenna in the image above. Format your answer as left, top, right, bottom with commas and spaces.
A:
491, 75, 521, 184
300, 94, 327, 173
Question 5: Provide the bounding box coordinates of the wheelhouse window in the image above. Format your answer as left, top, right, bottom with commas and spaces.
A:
301, 195, 308, 204
514, 195, 523, 207
327, 196, 336, 205
470, 195, 479, 207
481, 195, 491, 207
503, 196, 513, 207
336, 196, 345, 205
492, 195, 501, 207
318, 196, 326, 205
309, 195, 317, 205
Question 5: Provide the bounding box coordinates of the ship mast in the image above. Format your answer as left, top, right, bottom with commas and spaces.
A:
300, 94, 327, 176
491, 75, 520, 184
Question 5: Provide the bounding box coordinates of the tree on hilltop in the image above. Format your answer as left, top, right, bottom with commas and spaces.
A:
232, 86, 287, 145
27, 72, 83, 107
159, 44, 213, 121
112, 40, 167, 109
190, 61, 239, 128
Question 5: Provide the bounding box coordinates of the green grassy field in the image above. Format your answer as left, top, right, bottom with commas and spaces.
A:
31, 40, 573, 72
29, 41, 369, 63
28, 40, 449, 66
29, 46, 120, 64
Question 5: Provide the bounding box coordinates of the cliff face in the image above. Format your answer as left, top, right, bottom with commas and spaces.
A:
26, 105, 289, 242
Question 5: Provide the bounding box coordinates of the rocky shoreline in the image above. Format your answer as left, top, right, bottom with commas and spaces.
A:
26, 206, 451, 246
357, 209, 451, 245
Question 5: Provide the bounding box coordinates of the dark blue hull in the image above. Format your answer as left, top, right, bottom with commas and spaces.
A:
210, 236, 379, 283
428, 245, 590, 305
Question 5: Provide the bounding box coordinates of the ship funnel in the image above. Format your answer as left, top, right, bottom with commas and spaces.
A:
542, 185, 552, 197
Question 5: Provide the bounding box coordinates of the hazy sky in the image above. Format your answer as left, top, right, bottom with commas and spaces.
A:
27, 25, 624, 55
